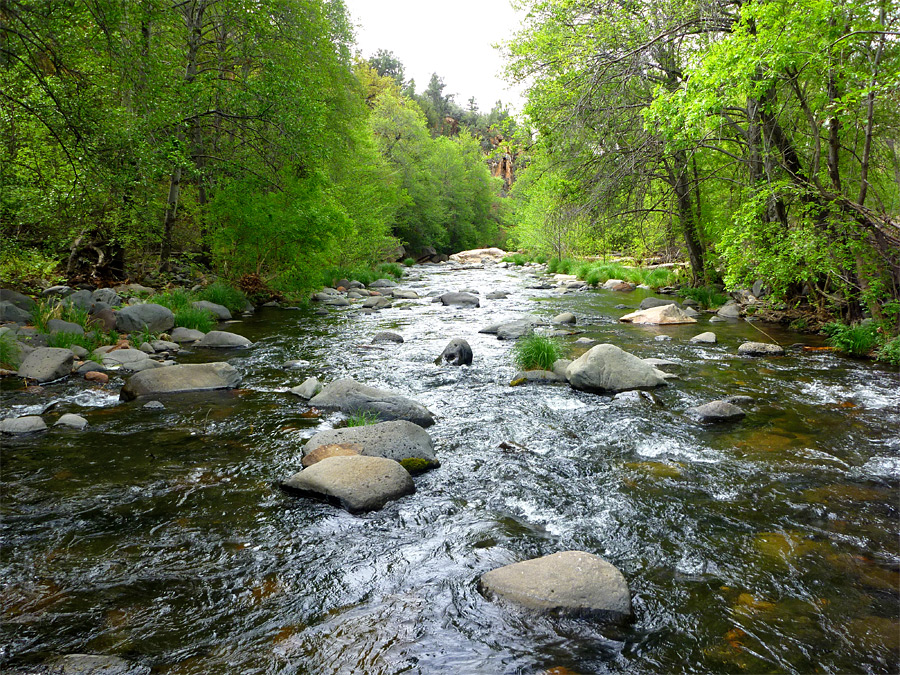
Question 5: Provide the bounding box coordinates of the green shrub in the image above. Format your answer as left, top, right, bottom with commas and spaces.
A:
174, 306, 216, 332
822, 322, 878, 357
585, 269, 603, 286
0, 244, 63, 289
197, 282, 248, 313
0, 332, 20, 368
512, 334, 564, 371
345, 411, 380, 427
377, 262, 403, 279
876, 335, 900, 366
403, 257, 416, 267
679, 286, 729, 309
151, 288, 193, 312
644, 268, 676, 288
547, 258, 561, 274
502, 253, 529, 266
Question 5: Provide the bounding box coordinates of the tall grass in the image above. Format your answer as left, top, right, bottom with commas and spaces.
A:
0, 331, 20, 368
679, 286, 729, 309
345, 411, 380, 427
174, 306, 216, 332
197, 282, 248, 313
512, 334, 564, 371
502, 253, 529, 265
151, 288, 193, 312
570, 261, 677, 289
322, 262, 404, 288
822, 322, 878, 357
31, 299, 92, 333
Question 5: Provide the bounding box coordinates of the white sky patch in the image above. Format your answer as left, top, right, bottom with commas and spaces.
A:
343, 0, 525, 113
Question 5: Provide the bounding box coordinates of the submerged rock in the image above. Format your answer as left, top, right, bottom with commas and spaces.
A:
372, 331, 404, 344
55, 413, 88, 430
1, 415, 47, 435
309, 378, 435, 427
479, 551, 632, 619
687, 400, 746, 423
437, 338, 472, 366
566, 344, 667, 393
303, 419, 438, 469
120, 362, 242, 400
17, 347, 74, 382
619, 304, 697, 325
738, 341, 785, 357
281, 455, 415, 513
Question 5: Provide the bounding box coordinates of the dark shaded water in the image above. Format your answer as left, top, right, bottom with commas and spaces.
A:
2, 263, 899, 674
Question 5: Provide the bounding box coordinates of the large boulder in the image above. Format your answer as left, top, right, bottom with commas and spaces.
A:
362, 296, 392, 309
281, 455, 415, 513
303, 419, 438, 470
0, 288, 36, 311
439, 292, 480, 308
0, 301, 32, 324
102, 348, 154, 370
47, 318, 85, 335
309, 378, 435, 427
0, 415, 47, 435
448, 247, 508, 264
717, 302, 741, 319
192, 300, 231, 320
55, 413, 88, 430
170, 327, 205, 343
17, 347, 74, 382
687, 400, 746, 423
738, 341, 785, 357
91, 287, 122, 306
496, 319, 535, 341
120, 362, 241, 400
619, 304, 697, 325
479, 551, 632, 620
437, 338, 473, 366
391, 289, 419, 300
115, 303, 175, 333
64, 289, 93, 311
566, 343, 667, 393
193, 330, 252, 348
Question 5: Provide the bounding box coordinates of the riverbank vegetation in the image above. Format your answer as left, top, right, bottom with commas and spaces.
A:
504, 0, 899, 340
1, 0, 509, 298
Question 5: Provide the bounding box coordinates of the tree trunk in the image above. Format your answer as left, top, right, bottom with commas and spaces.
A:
672, 151, 704, 283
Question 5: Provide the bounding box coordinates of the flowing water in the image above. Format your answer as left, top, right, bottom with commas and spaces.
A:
2, 263, 898, 674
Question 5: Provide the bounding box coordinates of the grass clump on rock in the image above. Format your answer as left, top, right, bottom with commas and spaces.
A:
196, 282, 248, 313
173, 306, 216, 332
513, 334, 564, 371
345, 411, 380, 427
399, 457, 432, 474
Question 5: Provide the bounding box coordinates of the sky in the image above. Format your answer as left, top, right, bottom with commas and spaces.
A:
342, 0, 526, 114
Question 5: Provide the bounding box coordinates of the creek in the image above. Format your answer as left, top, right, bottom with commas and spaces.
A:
2, 262, 898, 674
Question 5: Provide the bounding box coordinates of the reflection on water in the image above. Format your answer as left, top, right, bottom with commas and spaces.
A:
2, 263, 898, 674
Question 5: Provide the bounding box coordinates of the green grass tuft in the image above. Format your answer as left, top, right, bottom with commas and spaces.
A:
822, 322, 878, 357
197, 282, 248, 313
0, 332, 20, 368
345, 411, 380, 427
31, 299, 91, 333
512, 334, 564, 371
377, 262, 403, 279
679, 285, 729, 309
174, 306, 216, 332
403, 257, 416, 267
151, 288, 193, 312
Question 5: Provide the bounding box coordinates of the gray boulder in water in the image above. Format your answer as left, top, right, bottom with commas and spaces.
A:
437, 338, 472, 366
303, 419, 438, 470
479, 551, 632, 620
193, 330, 252, 348
566, 343, 666, 393
309, 378, 435, 427
439, 292, 480, 308
17, 347, 74, 382
687, 400, 746, 423
0, 415, 48, 435
738, 341, 785, 356
281, 455, 415, 513
115, 303, 175, 333
120, 362, 241, 400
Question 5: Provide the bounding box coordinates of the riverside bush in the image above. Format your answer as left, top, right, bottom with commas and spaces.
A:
197, 282, 249, 313
822, 322, 879, 357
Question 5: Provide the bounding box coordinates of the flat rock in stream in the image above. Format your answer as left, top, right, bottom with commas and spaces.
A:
303, 419, 438, 470
566, 344, 667, 393
17, 348, 74, 382
738, 341, 785, 357
619, 304, 697, 325
54, 413, 88, 430
290, 376, 323, 399
193, 330, 252, 348
281, 455, 414, 513
120, 362, 241, 400
496, 319, 536, 340
479, 551, 632, 620
1, 415, 48, 435
687, 400, 746, 423
439, 292, 479, 308
309, 378, 435, 427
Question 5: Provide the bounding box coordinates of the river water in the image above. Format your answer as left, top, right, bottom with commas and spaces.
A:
2, 262, 898, 674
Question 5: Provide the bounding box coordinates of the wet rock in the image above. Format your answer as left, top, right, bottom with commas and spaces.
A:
478, 322, 502, 334
0, 288, 36, 311
283, 359, 310, 370
0, 415, 47, 435
281, 455, 415, 513
614, 390, 654, 404
115, 303, 175, 333
309, 378, 435, 427
17, 347, 74, 382
486, 291, 509, 300
726, 395, 754, 406
690, 331, 717, 344
171, 327, 205, 343
44, 654, 150, 674
566, 344, 667, 393
143, 400, 164, 409
619, 304, 697, 325
84, 370, 108, 383
496, 319, 535, 341
301, 443, 360, 467
391, 289, 419, 299
372, 332, 404, 344
55, 413, 88, 430
639, 297, 681, 310
150, 339, 179, 352
738, 341, 785, 357
717, 302, 741, 319
0, 301, 32, 323
120, 362, 242, 400
369, 278, 398, 289
603, 279, 636, 292
709, 316, 727, 324
439, 292, 479, 308
511, 369, 565, 384
438, 338, 472, 366
194, 330, 252, 348
303, 419, 437, 469
553, 312, 576, 324
102, 348, 153, 370
479, 551, 631, 620
290, 376, 322, 399
91, 288, 121, 306
192, 300, 231, 320
322, 296, 350, 307
687, 400, 746, 423
552, 359, 572, 380
362, 296, 392, 309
